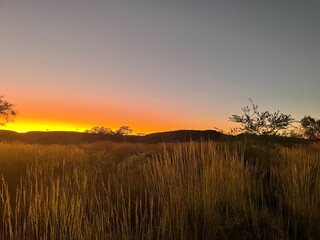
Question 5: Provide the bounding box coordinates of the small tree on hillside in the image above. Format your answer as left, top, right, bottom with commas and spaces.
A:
300, 116, 320, 139
115, 125, 133, 136
85, 126, 114, 135
85, 125, 133, 136
0, 95, 17, 126
229, 99, 294, 135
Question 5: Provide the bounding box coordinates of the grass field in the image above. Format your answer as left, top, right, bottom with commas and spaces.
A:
0, 140, 320, 239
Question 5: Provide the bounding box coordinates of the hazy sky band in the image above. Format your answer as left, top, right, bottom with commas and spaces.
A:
1, 0, 319, 132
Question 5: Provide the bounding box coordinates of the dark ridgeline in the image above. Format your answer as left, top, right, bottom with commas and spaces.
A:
0, 129, 313, 145
142, 130, 227, 143
0, 129, 227, 144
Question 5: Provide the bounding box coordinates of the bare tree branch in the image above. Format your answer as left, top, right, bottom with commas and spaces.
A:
229, 99, 294, 135
0, 95, 17, 126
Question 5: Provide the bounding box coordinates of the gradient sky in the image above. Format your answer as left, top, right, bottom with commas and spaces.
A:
1, 0, 320, 133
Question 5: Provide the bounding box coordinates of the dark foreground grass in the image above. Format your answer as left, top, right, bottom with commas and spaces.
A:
0, 141, 320, 239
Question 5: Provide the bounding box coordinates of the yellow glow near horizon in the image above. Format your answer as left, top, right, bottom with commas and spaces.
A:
1, 116, 231, 134
2, 120, 231, 134
1, 119, 166, 134
0, 90, 231, 134
2, 121, 90, 133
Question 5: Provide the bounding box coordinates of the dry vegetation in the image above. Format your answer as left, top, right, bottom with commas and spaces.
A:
0, 140, 320, 239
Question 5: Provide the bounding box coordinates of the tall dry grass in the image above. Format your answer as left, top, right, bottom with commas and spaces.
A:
0, 141, 319, 239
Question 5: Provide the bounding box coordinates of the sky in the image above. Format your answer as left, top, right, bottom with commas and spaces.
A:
1, 0, 320, 133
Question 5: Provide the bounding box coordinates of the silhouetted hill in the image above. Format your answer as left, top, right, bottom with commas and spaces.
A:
0, 131, 134, 144
0, 130, 20, 141
143, 130, 227, 143
0, 130, 314, 145
0, 129, 226, 144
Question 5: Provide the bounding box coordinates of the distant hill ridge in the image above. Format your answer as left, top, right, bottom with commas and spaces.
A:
0, 129, 312, 145
143, 130, 226, 143
0, 129, 226, 144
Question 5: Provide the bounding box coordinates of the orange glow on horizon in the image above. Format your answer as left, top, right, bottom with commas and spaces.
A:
2, 118, 231, 135
2, 72, 231, 134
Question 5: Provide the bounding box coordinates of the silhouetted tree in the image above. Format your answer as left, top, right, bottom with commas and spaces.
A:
85, 125, 133, 136
229, 99, 294, 135
300, 116, 320, 139
115, 126, 133, 136
0, 95, 17, 126
85, 126, 114, 135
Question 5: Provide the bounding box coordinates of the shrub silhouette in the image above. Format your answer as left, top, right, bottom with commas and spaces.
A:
115, 125, 133, 136
0, 95, 17, 126
85, 125, 133, 136
300, 116, 320, 139
85, 126, 114, 135
230, 99, 294, 135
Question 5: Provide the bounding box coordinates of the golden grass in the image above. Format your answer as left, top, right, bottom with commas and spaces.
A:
0, 141, 319, 239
